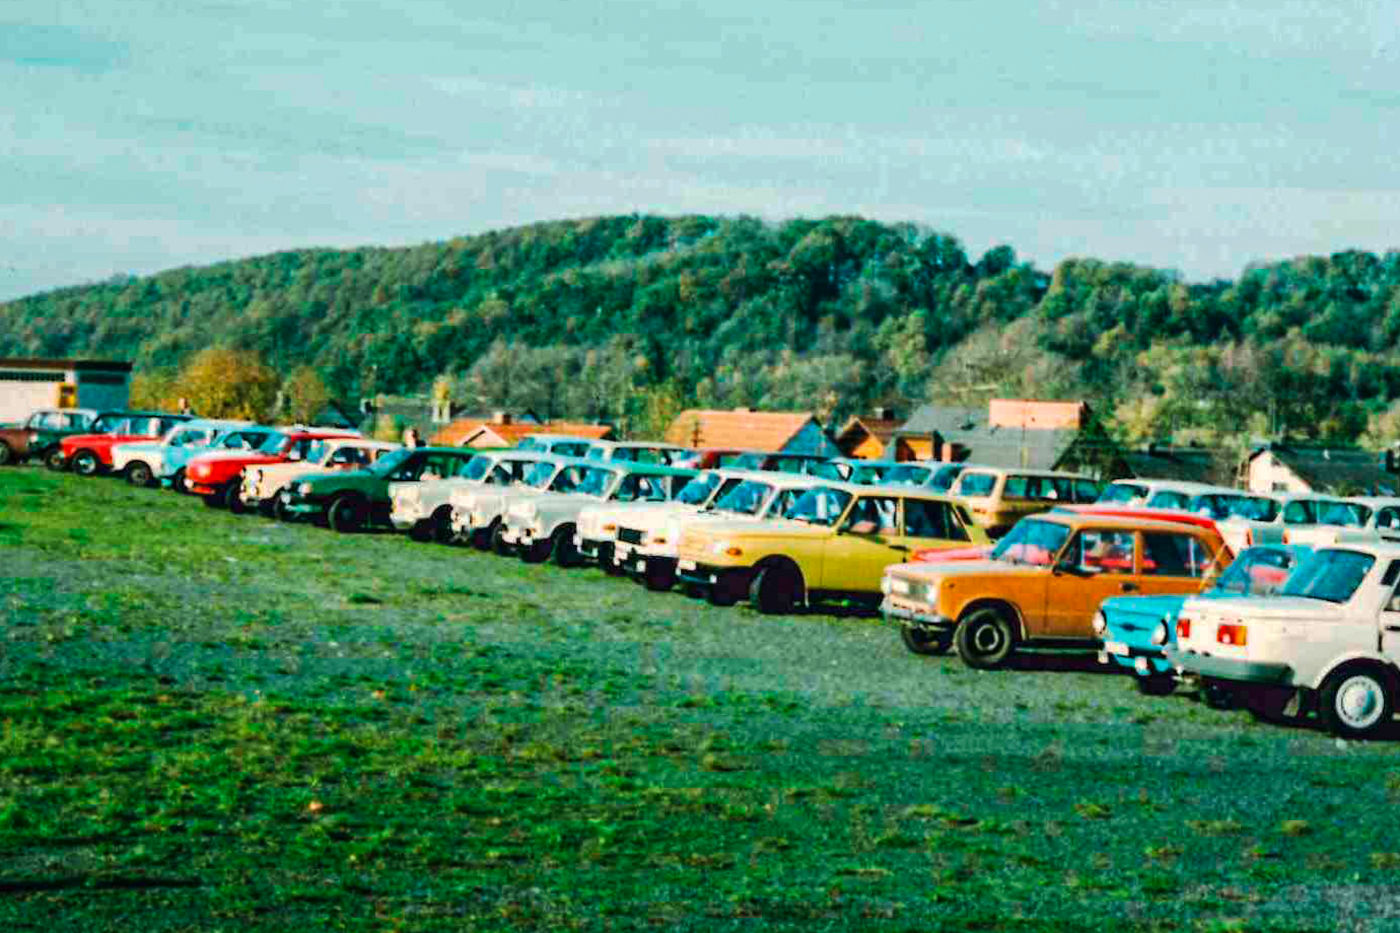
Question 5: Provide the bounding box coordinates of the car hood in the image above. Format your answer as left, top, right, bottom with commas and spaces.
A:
681, 517, 832, 540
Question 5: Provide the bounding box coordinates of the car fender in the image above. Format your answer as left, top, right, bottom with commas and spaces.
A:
951, 596, 1028, 641
1309, 651, 1400, 692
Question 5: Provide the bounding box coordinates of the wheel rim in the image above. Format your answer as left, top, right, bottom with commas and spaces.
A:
75, 455, 95, 475
971, 620, 1005, 655
1335, 675, 1386, 730
131, 466, 150, 485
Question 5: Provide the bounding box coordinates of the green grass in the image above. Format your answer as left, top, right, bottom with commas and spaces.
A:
2, 467, 1399, 930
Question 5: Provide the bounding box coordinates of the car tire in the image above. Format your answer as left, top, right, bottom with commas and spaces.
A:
1135, 673, 1176, 697
201, 494, 222, 509
71, 449, 100, 476
551, 528, 580, 568
490, 521, 512, 556
431, 507, 456, 545
223, 482, 246, 514
1319, 665, 1395, 739
171, 468, 188, 493
327, 494, 367, 533
125, 461, 154, 488
900, 625, 952, 656
45, 449, 68, 471
643, 561, 676, 592
600, 543, 624, 576
408, 520, 433, 542
273, 497, 295, 523
521, 536, 553, 563
0, 441, 12, 467
749, 563, 801, 615
954, 606, 1016, 670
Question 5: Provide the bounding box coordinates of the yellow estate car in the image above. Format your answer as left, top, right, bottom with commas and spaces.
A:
675, 481, 989, 614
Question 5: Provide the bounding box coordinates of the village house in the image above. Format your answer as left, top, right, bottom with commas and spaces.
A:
833, 408, 901, 459
0, 357, 132, 423
1242, 442, 1399, 496
890, 399, 1116, 474
663, 408, 840, 456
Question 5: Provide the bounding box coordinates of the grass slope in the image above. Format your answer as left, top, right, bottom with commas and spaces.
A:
2, 468, 1399, 931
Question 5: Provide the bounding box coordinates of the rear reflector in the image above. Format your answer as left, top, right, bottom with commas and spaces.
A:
1217, 623, 1247, 647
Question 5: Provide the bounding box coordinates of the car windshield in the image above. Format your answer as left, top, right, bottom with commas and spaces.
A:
852, 465, 886, 484
1097, 483, 1146, 504
885, 465, 932, 486
90, 413, 127, 433
257, 433, 290, 455
461, 456, 493, 482
991, 518, 1072, 567
810, 462, 848, 481
957, 472, 997, 497
167, 428, 210, 448
714, 479, 773, 515
1146, 490, 1190, 510
676, 472, 721, 505
785, 487, 852, 526
1210, 549, 1301, 596
1280, 549, 1375, 603
731, 453, 766, 470
305, 440, 333, 463
1222, 496, 1281, 522
1188, 493, 1238, 521
371, 448, 415, 474
523, 461, 559, 488
930, 465, 964, 492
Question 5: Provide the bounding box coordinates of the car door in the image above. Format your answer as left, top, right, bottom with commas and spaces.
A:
820, 494, 905, 593
902, 498, 974, 555
1044, 527, 1143, 637
1378, 561, 1400, 664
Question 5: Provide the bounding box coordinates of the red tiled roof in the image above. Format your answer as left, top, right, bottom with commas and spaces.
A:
664, 409, 816, 452
458, 421, 614, 447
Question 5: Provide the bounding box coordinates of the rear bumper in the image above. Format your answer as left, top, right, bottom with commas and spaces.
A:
1163, 647, 1292, 684
1099, 637, 1171, 675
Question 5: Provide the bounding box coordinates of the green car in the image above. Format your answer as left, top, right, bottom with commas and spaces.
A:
0, 408, 98, 467
277, 446, 479, 533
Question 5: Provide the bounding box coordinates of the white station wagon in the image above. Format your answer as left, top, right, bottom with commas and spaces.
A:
1166, 542, 1400, 738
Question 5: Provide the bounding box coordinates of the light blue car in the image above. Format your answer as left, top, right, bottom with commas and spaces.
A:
1095, 544, 1313, 695
111, 419, 274, 489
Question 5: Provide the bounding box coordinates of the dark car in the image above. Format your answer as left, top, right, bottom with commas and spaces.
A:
278, 446, 481, 533
0, 408, 98, 466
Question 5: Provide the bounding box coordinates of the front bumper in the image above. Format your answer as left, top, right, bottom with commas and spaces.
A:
186, 480, 222, 496
391, 501, 426, 531
575, 535, 611, 564
278, 489, 326, 516
1098, 637, 1171, 676
677, 559, 752, 600
1163, 647, 1292, 684
880, 596, 954, 631
501, 523, 544, 549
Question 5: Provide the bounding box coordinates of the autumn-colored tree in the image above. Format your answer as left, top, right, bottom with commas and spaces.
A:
177, 347, 279, 420
283, 366, 330, 424
129, 371, 180, 411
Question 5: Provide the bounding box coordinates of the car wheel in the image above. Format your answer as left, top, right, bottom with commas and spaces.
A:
0, 442, 12, 467
521, 536, 553, 563
551, 528, 580, 568
257, 498, 277, 519
954, 606, 1016, 670
1200, 681, 1237, 710
125, 461, 154, 488
490, 521, 512, 556
600, 543, 624, 576
749, 563, 801, 615
408, 520, 433, 542
431, 507, 457, 545
643, 561, 676, 592
1135, 673, 1176, 697
327, 494, 367, 533
45, 449, 68, 471
1319, 666, 1394, 739
171, 468, 188, 493
900, 625, 952, 656
273, 497, 295, 523
201, 494, 222, 509
223, 482, 246, 514
71, 449, 100, 476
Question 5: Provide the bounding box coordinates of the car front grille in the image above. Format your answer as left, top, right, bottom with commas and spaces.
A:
618, 527, 644, 545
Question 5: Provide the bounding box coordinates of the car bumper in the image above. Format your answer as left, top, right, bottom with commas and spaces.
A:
392, 502, 426, 529
1163, 648, 1292, 684
677, 559, 751, 599
278, 490, 325, 516
186, 480, 222, 496
575, 535, 610, 563
501, 525, 542, 548
1098, 638, 1171, 676
880, 596, 954, 631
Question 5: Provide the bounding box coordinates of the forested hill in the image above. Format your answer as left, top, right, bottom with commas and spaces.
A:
4, 214, 1400, 445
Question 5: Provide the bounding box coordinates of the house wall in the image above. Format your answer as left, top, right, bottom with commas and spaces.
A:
779, 421, 840, 456
1246, 452, 1311, 494
847, 434, 886, 459
0, 367, 65, 422
895, 437, 933, 462
74, 369, 130, 412
988, 399, 1084, 430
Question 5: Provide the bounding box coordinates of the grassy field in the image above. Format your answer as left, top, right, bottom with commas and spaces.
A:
2, 468, 1400, 931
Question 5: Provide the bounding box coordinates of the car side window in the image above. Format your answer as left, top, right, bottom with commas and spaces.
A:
957, 472, 997, 497
1074, 479, 1101, 502
1282, 501, 1315, 524
35, 412, 63, 430
903, 499, 969, 542
388, 455, 426, 481
1072, 530, 1136, 574
1141, 532, 1208, 577
1004, 476, 1029, 498
841, 496, 898, 536
1381, 507, 1400, 530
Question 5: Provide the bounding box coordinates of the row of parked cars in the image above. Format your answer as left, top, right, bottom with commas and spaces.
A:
12, 406, 1400, 739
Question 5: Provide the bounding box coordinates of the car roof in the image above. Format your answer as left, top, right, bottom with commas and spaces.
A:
1347, 496, 1400, 508
1032, 512, 1225, 534
958, 466, 1094, 479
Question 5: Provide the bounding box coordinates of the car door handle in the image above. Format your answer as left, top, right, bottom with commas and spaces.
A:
1120, 582, 1139, 593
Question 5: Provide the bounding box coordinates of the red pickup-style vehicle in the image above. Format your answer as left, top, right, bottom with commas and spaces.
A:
184, 428, 360, 511
55, 412, 193, 476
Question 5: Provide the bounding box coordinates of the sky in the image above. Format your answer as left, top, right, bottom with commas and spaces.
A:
2, 0, 1397, 300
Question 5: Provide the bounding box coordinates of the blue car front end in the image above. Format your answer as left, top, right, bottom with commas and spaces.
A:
1097, 595, 1183, 676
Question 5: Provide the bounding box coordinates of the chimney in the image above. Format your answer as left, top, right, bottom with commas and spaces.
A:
875, 406, 895, 421
493, 410, 512, 425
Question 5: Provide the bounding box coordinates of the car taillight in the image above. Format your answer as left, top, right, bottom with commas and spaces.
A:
1280, 531, 1289, 544
1217, 623, 1247, 647
1245, 529, 1253, 546
1176, 618, 1191, 640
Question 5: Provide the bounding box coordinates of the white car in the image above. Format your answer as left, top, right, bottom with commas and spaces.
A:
583, 440, 694, 465
1166, 542, 1400, 738
1096, 479, 1231, 509
241, 438, 399, 517
614, 472, 823, 591
390, 449, 550, 543
1213, 493, 1368, 554
502, 464, 696, 564
111, 419, 259, 489
574, 468, 752, 573
448, 455, 583, 551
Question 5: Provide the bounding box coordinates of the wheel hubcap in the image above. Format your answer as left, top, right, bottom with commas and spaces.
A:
1337, 676, 1385, 729
972, 622, 1003, 653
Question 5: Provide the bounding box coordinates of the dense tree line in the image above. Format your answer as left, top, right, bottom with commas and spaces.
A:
4, 214, 1400, 444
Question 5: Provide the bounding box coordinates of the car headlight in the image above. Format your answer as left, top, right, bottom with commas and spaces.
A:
888, 576, 912, 596
1151, 620, 1170, 646
297, 482, 313, 495
1091, 611, 1107, 637
29, 432, 39, 444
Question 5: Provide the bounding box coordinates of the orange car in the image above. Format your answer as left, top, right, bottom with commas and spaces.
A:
880, 512, 1231, 668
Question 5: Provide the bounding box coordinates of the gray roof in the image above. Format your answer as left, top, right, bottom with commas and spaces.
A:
1119, 447, 1221, 483
895, 404, 1077, 471
1256, 444, 1399, 495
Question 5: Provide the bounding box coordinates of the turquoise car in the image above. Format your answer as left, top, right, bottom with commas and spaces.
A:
1095, 544, 1313, 695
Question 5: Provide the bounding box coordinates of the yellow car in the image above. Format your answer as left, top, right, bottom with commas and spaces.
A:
675, 481, 989, 614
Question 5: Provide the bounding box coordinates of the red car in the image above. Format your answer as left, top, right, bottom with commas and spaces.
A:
184, 429, 360, 511
57, 412, 192, 476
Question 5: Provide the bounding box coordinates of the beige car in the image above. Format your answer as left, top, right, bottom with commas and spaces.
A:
950, 467, 1101, 537
240, 437, 400, 517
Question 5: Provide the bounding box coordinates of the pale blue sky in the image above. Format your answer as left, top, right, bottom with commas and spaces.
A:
3, 0, 1396, 300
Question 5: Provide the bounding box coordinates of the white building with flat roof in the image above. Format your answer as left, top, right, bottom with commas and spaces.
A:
0, 358, 133, 423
